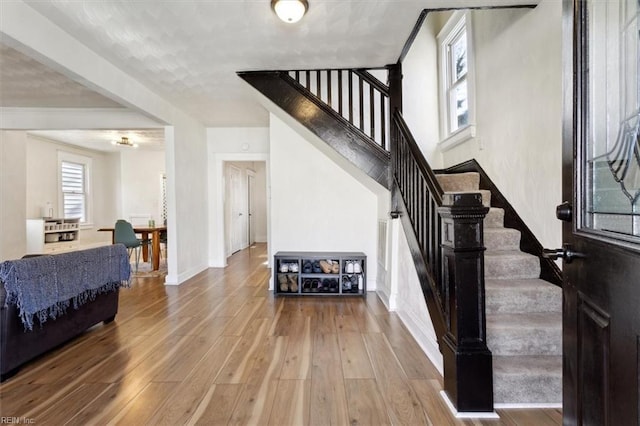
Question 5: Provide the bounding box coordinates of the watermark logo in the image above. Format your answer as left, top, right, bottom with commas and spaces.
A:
0, 417, 35, 424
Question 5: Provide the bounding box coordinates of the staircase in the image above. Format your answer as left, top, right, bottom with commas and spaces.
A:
241, 66, 563, 410
436, 172, 562, 405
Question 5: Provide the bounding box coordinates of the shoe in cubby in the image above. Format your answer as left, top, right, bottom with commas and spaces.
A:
302, 261, 313, 273
345, 261, 354, 274
288, 274, 298, 292
302, 278, 312, 292
278, 273, 289, 292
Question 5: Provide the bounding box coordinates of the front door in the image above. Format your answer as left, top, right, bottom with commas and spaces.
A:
562, 0, 640, 424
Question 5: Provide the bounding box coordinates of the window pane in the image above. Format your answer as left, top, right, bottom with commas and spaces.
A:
61, 160, 86, 222
451, 30, 467, 82
63, 193, 85, 221
585, 0, 640, 239
452, 80, 469, 130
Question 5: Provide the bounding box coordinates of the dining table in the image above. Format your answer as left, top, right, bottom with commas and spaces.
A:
98, 225, 166, 271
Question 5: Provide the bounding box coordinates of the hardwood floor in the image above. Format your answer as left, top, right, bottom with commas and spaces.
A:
0, 244, 561, 425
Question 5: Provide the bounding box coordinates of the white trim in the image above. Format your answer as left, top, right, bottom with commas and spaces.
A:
440, 391, 500, 419
494, 402, 563, 409
209, 153, 270, 269
396, 308, 443, 374
165, 263, 208, 286
57, 151, 92, 225
438, 124, 476, 152
437, 10, 476, 144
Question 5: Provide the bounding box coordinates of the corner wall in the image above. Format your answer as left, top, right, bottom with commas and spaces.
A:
442, 1, 563, 250
0, 131, 27, 261
402, 12, 442, 169
269, 114, 379, 290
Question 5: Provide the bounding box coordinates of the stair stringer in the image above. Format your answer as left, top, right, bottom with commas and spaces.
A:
238, 71, 390, 193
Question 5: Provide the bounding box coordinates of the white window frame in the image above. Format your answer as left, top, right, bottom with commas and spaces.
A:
58, 151, 93, 227
437, 10, 476, 151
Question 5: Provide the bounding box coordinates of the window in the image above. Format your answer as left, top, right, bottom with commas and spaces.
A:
58, 152, 91, 224
438, 10, 476, 147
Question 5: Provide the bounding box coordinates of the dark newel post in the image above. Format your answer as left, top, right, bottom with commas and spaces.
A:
437, 192, 493, 413
387, 62, 402, 207
387, 62, 403, 116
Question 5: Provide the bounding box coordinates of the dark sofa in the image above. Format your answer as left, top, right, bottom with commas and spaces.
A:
0, 286, 119, 381
0, 245, 129, 382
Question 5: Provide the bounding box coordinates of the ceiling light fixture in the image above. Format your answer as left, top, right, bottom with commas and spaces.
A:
112, 136, 138, 148
271, 0, 308, 24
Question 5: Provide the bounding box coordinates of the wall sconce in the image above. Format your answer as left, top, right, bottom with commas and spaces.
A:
271, 0, 308, 24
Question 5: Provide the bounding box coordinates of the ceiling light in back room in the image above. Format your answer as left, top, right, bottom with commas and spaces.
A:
112, 136, 138, 148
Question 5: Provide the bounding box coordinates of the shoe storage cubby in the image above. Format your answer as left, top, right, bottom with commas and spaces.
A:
274, 252, 366, 297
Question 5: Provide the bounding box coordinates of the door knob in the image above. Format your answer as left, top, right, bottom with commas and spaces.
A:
542, 244, 585, 264
556, 201, 572, 222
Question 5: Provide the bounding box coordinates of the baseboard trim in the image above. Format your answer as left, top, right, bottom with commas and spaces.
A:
396, 309, 443, 374
494, 402, 563, 409
375, 287, 396, 311
165, 263, 208, 286
440, 391, 500, 419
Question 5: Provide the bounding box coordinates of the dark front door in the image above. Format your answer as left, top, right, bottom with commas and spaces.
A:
561, 0, 640, 424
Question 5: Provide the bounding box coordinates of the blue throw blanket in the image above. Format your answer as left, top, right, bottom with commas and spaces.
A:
0, 244, 131, 330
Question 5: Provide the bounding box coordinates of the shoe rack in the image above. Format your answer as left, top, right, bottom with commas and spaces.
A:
274, 252, 366, 297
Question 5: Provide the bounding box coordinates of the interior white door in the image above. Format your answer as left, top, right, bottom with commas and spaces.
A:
248, 173, 256, 246
227, 164, 243, 254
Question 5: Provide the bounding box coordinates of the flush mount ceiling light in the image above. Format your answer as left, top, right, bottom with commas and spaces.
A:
112, 136, 138, 148
271, 0, 308, 24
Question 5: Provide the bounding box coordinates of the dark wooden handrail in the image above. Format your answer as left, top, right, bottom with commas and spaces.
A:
391, 109, 493, 413
286, 68, 390, 150
353, 69, 390, 96
393, 111, 443, 204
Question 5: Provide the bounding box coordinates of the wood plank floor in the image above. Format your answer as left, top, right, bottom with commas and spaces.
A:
0, 244, 562, 425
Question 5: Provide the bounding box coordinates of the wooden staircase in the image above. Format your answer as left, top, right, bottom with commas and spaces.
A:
436, 171, 562, 405
240, 65, 563, 412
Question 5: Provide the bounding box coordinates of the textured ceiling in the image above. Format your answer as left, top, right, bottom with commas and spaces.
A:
5, 0, 538, 135
28, 129, 166, 152
21, 0, 518, 127
0, 44, 122, 108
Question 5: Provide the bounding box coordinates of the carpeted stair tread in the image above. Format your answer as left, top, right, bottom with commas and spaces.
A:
487, 312, 562, 356
435, 172, 480, 192
485, 227, 521, 251
484, 207, 505, 228
493, 355, 562, 404
486, 278, 562, 314
443, 189, 491, 207
485, 250, 540, 279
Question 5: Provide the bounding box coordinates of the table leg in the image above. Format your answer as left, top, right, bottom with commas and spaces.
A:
140, 231, 150, 262
152, 230, 160, 271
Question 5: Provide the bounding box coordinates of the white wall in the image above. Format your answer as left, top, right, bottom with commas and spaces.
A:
207, 127, 270, 267
270, 114, 379, 290
119, 149, 166, 225
25, 134, 119, 246
164, 119, 209, 285
394, 219, 442, 373
402, 12, 443, 169
0, 131, 27, 261
253, 162, 268, 243
442, 2, 563, 250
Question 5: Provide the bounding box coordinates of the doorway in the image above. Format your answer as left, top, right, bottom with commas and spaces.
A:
223, 161, 267, 259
